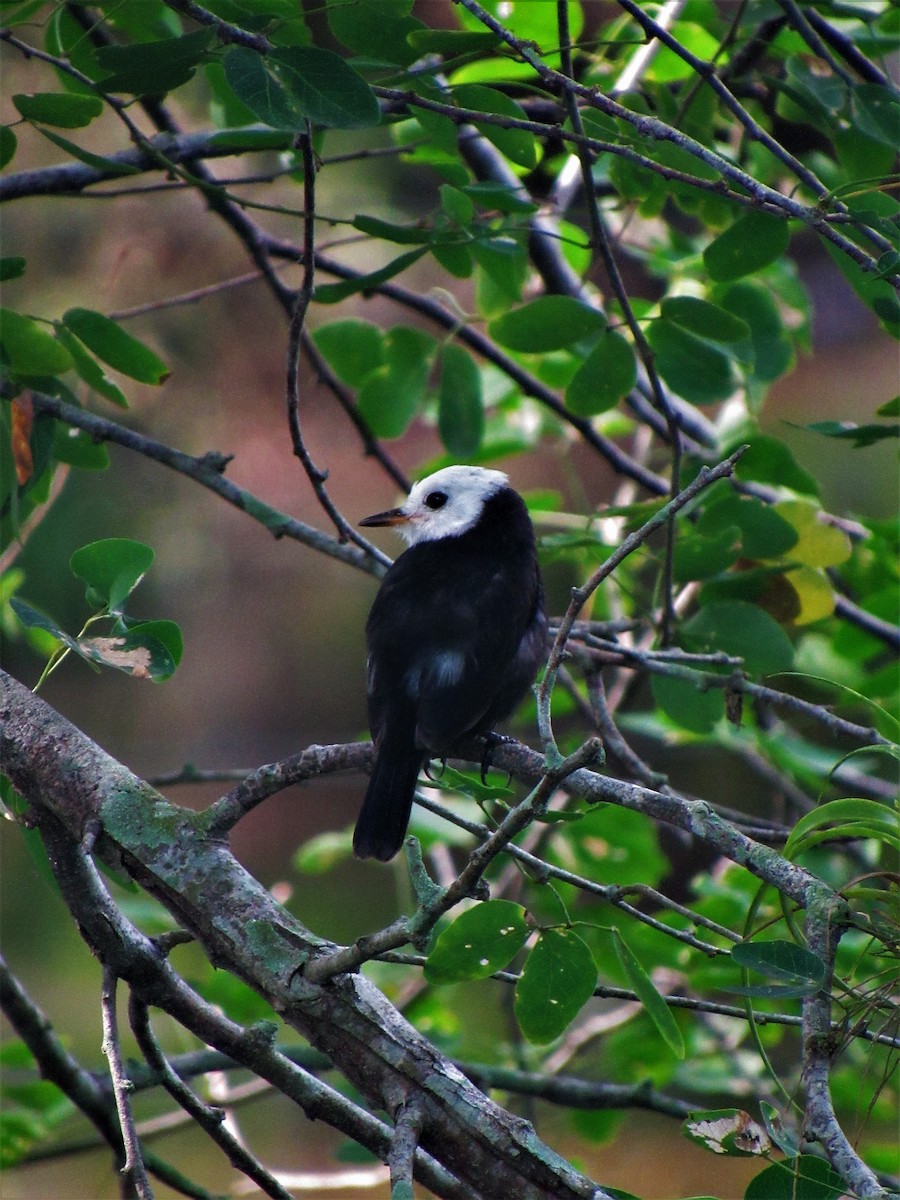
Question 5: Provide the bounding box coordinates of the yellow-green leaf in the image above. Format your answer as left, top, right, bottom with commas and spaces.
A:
784, 567, 834, 624
774, 500, 851, 567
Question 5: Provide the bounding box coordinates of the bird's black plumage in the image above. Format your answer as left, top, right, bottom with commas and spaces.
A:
353, 467, 547, 862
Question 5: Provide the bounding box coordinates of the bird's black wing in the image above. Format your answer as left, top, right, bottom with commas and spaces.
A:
367, 539, 541, 755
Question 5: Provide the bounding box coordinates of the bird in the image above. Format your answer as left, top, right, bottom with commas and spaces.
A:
353, 465, 548, 862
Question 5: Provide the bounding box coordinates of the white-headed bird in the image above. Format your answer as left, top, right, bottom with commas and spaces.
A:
354, 466, 547, 861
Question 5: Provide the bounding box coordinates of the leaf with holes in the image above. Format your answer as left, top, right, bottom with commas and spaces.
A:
515, 929, 597, 1044
424, 901, 528, 983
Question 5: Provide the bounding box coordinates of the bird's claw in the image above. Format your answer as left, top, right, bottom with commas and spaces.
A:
480, 731, 514, 785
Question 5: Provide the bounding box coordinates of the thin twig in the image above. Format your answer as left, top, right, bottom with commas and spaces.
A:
101, 969, 153, 1200
538, 447, 749, 756
128, 996, 294, 1200
569, 631, 894, 748
556, 0, 682, 644
775, 0, 857, 87
282, 128, 388, 564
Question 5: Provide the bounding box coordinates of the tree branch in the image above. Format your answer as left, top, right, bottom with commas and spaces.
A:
0, 670, 610, 1200
15, 391, 380, 577
801, 887, 889, 1199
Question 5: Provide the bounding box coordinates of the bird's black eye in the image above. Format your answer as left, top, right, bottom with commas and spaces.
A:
424, 491, 448, 510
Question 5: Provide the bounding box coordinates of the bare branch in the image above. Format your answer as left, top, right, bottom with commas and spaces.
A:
128, 996, 294, 1200
17, 392, 379, 577
801, 889, 889, 1199
100, 968, 153, 1200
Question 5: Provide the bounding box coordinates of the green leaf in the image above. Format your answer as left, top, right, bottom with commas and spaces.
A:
758, 1102, 800, 1159
0, 1071, 73, 1168
646, 23, 721, 83
53, 423, 110, 470
431, 242, 473, 279
12, 92, 104, 128
123, 619, 183, 671
646, 319, 736, 404
9, 598, 77, 652
489, 297, 605, 353
351, 215, 438, 246
784, 798, 899, 860
95, 28, 213, 96
782, 57, 846, 121
471, 237, 527, 311
0, 257, 26, 282
823, 238, 900, 338
223, 47, 299, 130
357, 326, 433, 438
62, 309, 168, 385
453, 83, 536, 169
683, 600, 794, 677
69, 538, 154, 612
35, 127, 142, 176
851, 83, 900, 148
515, 928, 597, 1044
424, 900, 528, 983
312, 319, 384, 387
673, 525, 741, 583
54, 327, 129, 408
0, 125, 17, 169
270, 46, 380, 129
802, 419, 900, 448
743, 1155, 847, 1200
565, 329, 637, 414
660, 297, 749, 343
703, 211, 790, 282
462, 181, 537, 215
438, 343, 484, 457
730, 940, 826, 998
314, 248, 427, 303
612, 929, 684, 1058
0, 309, 74, 376
327, 0, 423, 67
440, 184, 474, 228
731, 435, 818, 496
651, 671, 725, 734
716, 282, 794, 384
698, 493, 798, 560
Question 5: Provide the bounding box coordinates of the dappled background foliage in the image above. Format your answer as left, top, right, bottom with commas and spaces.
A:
1, 2, 898, 1199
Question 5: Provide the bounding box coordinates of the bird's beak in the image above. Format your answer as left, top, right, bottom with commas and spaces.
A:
359, 506, 411, 528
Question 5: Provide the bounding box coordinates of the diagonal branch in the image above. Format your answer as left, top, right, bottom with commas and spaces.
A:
16, 391, 380, 576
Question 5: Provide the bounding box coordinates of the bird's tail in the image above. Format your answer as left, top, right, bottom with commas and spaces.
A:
353, 739, 425, 862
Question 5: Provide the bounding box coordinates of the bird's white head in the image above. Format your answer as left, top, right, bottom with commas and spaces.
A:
360, 465, 509, 546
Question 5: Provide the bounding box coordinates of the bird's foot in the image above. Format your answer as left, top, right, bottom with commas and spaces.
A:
424, 757, 447, 782
480, 731, 514, 785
